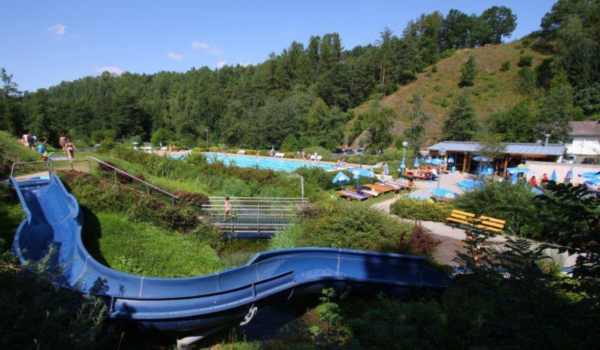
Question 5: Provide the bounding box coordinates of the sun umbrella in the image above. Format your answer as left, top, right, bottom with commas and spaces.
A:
399, 157, 406, 170
566, 167, 574, 181
551, 170, 557, 182
413, 157, 420, 168
408, 193, 431, 201
506, 167, 532, 175
511, 171, 518, 185
332, 172, 350, 189
584, 179, 600, 186
384, 163, 389, 175
348, 167, 374, 178
473, 156, 491, 162
430, 158, 443, 166
578, 171, 600, 179
448, 156, 455, 164
351, 169, 361, 189
531, 186, 544, 195
458, 180, 484, 191
429, 188, 458, 200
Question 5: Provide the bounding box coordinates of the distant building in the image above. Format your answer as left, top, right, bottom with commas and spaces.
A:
427, 141, 565, 174
565, 121, 600, 158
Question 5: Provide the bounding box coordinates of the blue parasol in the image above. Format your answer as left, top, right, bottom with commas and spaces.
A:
430, 158, 443, 166
429, 188, 458, 200
551, 170, 557, 182
349, 167, 374, 178
384, 163, 389, 175
408, 193, 431, 201
506, 167, 532, 175
566, 167, 574, 181
511, 171, 518, 185
399, 157, 406, 170
414, 157, 420, 168
584, 179, 600, 186
578, 171, 600, 179
332, 172, 350, 185
458, 180, 484, 191
448, 156, 455, 164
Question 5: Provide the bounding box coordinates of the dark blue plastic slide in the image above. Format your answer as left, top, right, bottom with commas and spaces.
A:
10, 173, 448, 332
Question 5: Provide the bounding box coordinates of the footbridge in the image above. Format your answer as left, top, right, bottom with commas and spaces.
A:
203, 197, 309, 236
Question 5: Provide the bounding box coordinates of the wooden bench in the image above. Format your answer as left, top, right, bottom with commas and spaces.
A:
447, 211, 506, 233
447, 210, 477, 227
474, 216, 506, 233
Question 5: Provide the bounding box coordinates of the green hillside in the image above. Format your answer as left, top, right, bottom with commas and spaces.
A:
350, 41, 550, 145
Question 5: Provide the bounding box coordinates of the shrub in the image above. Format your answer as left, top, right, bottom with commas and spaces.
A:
434, 84, 442, 91
432, 65, 438, 73
271, 202, 413, 254
500, 60, 511, 72
390, 198, 453, 222
405, 222, 441, 257
91, 130, 105, 144
518, 55, 534, 67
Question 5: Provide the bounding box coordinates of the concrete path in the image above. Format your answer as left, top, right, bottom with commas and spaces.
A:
374, 195, 578, 269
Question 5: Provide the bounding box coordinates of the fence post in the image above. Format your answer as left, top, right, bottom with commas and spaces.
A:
88, 161, 92, 174
114, 169, 118, 182
70, 161, 74, 171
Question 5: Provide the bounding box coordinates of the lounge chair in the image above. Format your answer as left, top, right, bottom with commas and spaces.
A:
275, 152, 285, 158
338, 190, 368, 201
376, 181, 407, 190
354, 188, 378, 197
364, 183, 395, 194
316, 155, 322, 161
237, 150, 246, 155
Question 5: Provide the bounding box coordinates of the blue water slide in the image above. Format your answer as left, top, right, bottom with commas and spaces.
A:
10, 173, 448, 332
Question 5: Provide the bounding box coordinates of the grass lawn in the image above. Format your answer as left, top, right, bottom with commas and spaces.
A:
82, 211, 225, 277
0, 190, 24, 250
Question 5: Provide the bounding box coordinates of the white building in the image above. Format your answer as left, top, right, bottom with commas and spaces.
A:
565, 121, 600, 157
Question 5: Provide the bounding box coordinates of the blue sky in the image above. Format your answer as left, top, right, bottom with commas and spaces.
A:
0, 0, 556, 92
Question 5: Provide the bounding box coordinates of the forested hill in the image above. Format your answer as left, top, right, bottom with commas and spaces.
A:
349, 40, 550, 146
1, 0, 599, 153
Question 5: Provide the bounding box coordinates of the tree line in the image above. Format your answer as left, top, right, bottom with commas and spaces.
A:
0, 6, 520, 150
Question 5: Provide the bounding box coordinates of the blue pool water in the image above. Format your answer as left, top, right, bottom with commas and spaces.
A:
200, 152, 336, 173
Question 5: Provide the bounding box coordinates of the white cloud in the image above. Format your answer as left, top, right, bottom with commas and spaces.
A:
191, 41, 210, 50
238, 61, 252, 67
191, 41, 224, 56
92, 66, 123, 75
217, 61, 227, 69
167, 52, 184, 60
48, 24, 67, 36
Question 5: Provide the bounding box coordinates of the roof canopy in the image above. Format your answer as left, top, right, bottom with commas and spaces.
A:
569, 121, 600, 137
427, 141, 565, 157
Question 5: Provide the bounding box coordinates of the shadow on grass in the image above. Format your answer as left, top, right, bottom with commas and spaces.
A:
81, 205, 111, 267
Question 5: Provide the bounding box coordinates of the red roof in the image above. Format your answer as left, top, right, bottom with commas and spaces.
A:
569, 121, 600, 137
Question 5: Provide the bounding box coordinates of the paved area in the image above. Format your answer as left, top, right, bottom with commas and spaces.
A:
374, 191, 579, 270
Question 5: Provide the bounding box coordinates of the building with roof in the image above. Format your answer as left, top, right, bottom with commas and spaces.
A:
565, 121, 600, 158
427, 141, 565, 174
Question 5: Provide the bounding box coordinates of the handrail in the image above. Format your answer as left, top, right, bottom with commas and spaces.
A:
10, 161, 52, 178
85, 156, 179, 201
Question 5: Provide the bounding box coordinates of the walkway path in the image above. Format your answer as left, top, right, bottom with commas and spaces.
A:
375, 197, 578, 269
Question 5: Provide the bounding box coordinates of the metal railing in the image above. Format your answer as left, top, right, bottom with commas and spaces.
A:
203, 197, 306, 233
85, 156, 179, 204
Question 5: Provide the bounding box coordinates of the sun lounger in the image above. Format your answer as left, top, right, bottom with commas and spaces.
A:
237, 150, 246, 155
376, 181, 407, 190
310, 155, 316, 161
356, 188, 379, 197
364, 183, 395, 194
316, 155, 322, 161
338, 190, 368, 201
274, 152, 285, 158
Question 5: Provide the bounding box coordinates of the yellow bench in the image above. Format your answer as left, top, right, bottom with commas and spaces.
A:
474, 216, 506, 233
447, 210, 477, 226
447, 211, 506, 233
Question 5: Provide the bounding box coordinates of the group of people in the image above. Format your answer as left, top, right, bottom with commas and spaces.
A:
20, 133, 77, 161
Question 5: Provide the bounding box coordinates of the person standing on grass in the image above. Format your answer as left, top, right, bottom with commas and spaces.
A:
223, 196, 233, 222
59, 135, 66, 151
65, 139, 76, 160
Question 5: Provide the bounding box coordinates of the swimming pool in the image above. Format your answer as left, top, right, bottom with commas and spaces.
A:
201, 152, 337, 173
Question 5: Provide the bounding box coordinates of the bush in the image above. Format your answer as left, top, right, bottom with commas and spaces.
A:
390, 198, 453, 222
271, 202, 414, 254
518, 55, 534, 67
91, 130, 105, 144
500, 60, 511, 72
453, 181, 544, 238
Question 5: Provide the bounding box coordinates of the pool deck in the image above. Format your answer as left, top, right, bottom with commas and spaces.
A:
158, 150, 365, 172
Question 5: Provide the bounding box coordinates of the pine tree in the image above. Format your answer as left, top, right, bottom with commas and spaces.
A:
403, 91, 430, 154
459, 55, 477, 87
443, 93, 480, 141
536, 71, 574, 141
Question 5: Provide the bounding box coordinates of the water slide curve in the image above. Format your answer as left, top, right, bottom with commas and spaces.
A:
10, 173, 448, 332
